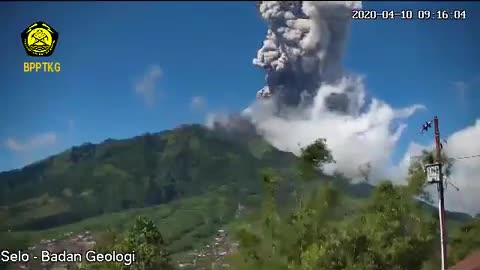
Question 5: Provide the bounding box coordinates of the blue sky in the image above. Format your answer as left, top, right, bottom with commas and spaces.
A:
0, 1, 479, 172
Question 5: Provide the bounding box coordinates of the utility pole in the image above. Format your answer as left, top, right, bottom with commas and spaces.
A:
423, 116, 449, 269
433, 116, 448, 270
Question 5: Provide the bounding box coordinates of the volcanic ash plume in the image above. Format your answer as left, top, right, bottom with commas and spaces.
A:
213, 1, 479, 215
253, 1, 362, 111
240, 1, 426, 181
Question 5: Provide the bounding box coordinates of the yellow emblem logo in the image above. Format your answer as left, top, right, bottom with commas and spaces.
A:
21, 21, 59, 57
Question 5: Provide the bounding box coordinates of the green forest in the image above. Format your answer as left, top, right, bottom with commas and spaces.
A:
226, 139, 480, 270
1, 125, 479, 270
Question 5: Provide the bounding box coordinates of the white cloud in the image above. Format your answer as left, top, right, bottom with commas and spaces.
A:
243, 76, 425, 182
442, 120, 480, 215
190, 96, 206, 111
395, 120, 480, 215
392, 142, 430, 183
243, 83, 480, 215
4, 132, 57, 153
235, 67, 480, 216
134, 65, 162, 107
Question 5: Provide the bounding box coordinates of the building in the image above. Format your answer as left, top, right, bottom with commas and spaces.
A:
449, 250, 480, 270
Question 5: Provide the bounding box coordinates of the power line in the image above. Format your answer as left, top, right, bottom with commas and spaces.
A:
449, 154, 480, 160
411, 154, 480, 161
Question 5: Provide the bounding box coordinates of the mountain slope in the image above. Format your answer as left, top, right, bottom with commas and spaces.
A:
0, 123, 473, 270
0, 124, 297, 231
0, 123, 471, 233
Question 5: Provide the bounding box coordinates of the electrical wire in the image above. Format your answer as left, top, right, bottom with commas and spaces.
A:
449, 154, 480, 160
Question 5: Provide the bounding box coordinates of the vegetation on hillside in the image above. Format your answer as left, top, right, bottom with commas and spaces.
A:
81, 216, 174, 270
228, 138, 480, 270
1, 125, 478, 270
0, 125, 296, 231
449, 217, 480, 265
0, 189, 239, 260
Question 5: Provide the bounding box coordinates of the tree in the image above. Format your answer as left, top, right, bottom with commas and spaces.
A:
294, 181, 436, 270
83, 217, 173, 270
448, 217, 480, 266
120, 216, 173, 270
298, 138, 334, 181
405, 149, 452, 204
231, 138, 338, 270
231, 138, 438, 270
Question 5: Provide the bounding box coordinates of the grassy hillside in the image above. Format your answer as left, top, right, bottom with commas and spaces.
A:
0, 188, 242, 256
0, 124, 297, 231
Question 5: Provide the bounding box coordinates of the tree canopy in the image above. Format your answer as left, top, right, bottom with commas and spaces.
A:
230, 138, 442, 270
82, 216, 173, 270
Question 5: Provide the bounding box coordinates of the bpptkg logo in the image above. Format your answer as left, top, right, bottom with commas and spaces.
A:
21, 21, 61, 73
21, 21, 58, 57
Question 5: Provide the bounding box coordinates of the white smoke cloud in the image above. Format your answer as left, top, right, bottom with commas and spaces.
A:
244, 76, 425, 182
246, 86, 480, 215
244, 1, 425, 182
393, 142, 430, 183
396, 121, 480, 215
208, 1, 478, 215
442, 120, 480, 215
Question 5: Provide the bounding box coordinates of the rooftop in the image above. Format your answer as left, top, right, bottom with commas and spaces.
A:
449, 250, 480, 270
